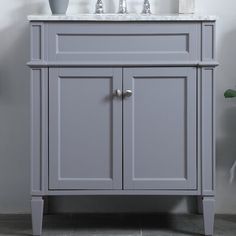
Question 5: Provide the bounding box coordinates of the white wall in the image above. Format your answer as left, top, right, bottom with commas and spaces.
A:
0, 0, 236, 214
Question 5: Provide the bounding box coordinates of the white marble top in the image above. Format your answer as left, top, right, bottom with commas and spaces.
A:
28, 14, 217, 22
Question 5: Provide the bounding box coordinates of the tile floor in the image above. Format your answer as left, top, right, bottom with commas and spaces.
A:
0, 214, 235, 235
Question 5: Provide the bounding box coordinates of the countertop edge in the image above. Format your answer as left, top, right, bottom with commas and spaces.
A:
27, 14, 218, 22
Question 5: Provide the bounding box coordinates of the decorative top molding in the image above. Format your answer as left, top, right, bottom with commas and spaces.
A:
28, 14, 217, 22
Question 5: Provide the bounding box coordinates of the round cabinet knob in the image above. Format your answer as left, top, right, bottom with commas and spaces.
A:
115, 89, 122, 97
124, 89, 132, 97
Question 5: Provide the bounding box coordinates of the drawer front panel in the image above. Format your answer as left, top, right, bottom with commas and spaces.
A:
47, 23, 200, 64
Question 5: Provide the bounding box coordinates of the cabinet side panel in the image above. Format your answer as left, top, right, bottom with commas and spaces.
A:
31, 68, 48, 195
41, 69, 49, 193
202, 22, 215, 61
31, 23, 43, 61
31, 69, 41, 193
201, 67, 215, 195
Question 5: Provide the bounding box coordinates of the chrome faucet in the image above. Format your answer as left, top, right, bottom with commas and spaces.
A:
118, 0, 128, 14
95, 0, 104, 14
142, 0, 151, 14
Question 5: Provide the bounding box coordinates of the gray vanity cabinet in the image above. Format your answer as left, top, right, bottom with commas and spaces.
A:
123, 67, 197, 190
28, 17, 218, 236
49, 68, 123, 190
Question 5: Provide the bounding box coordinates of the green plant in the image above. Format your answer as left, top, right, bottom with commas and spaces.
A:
224, 89, 236, 98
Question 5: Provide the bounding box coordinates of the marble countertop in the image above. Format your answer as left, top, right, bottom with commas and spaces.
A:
28, 14, 217, 22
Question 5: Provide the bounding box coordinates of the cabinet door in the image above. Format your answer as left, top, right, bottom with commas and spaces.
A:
49, 68, 122, 190
123, 68, 197, 190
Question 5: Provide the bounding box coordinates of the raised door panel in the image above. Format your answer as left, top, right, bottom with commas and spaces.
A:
123, 67, 197, 190
49, 68, 122, 190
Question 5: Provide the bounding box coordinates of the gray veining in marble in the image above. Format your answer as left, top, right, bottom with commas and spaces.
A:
0, 214, 235, 236
28, 14, 217, 22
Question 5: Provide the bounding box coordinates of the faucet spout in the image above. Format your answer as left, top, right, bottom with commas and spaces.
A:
95, 0, 104, 14
118, 0, 128, 14
142, 0, 151, 14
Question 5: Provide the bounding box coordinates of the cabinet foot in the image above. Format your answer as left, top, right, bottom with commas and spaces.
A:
202, 196, 215, 236
31, 196, 44, 236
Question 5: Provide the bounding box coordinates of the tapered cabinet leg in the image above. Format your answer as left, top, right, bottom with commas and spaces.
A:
31, 196, 44, 236
202, 196, 215, 236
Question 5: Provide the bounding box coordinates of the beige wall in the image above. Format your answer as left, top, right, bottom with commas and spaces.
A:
0, 0, 236, 214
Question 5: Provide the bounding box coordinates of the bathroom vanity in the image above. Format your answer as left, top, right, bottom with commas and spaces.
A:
28, 14, 218, 235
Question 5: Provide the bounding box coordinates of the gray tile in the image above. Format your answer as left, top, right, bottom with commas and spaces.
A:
42, 214, 141, 236
140, 214, 203, 236
141, 228, 202, 236
0, 215, 31, 236
0, 214, 235, 236
71, 229, 141, 236
141, 229, 173, 236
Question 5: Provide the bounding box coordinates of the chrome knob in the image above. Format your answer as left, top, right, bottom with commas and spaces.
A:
124, 89, 132, 97
115, 89, 122, 97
